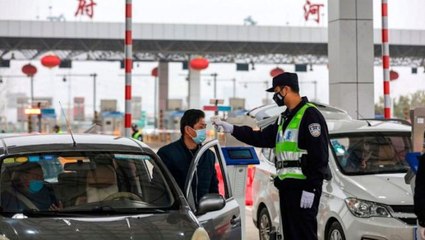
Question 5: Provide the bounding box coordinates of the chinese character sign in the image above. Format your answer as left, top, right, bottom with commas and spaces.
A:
75, 0, 97, 19
303, 0, 324, 24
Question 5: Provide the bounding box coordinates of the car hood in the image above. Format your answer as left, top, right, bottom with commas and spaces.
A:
0, 212, 199, 240
340, 173, 413, 205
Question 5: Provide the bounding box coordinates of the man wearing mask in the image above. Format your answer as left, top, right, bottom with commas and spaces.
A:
213, 72, 330, 240
157, 109, 218, 204
2, 162, 61, 212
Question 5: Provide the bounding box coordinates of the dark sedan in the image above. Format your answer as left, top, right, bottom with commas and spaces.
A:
0, 134, 241, 240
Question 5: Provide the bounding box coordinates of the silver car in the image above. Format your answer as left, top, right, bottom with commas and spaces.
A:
0, 134, 241, 240
248, 103, 417, 240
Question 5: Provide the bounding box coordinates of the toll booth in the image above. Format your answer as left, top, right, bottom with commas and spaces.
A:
222, 146, 259, 240
101, 111, 123, 136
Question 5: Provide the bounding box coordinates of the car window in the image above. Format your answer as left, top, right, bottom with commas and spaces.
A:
187, 147, 228, 206
330, 133, 411, 175
0, 152, 174, 216
185, 143, 231, 212
209, 147, 231, 200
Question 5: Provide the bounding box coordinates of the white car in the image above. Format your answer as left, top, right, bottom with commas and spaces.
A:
249, 104, 416, 240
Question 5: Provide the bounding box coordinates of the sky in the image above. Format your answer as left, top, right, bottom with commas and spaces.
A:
1, 0, 425, 123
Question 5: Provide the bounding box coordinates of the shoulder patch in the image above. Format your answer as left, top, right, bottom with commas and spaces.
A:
308, 123, 321, 137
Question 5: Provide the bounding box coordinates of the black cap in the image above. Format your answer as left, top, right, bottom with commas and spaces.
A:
265, 72, 299, 92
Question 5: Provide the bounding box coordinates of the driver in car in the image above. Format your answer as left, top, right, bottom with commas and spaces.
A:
1, 162, 61, 212
345, 139, 373, 172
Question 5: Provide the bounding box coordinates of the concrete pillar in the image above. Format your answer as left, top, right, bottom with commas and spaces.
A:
188, 69, 201, 109
158, 61, 169, 112
328, 0, 374, 119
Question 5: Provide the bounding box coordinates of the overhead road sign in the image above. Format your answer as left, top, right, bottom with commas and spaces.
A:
24, 108, 41, 115
218, 106, 232, 112
203, 106, 218, 111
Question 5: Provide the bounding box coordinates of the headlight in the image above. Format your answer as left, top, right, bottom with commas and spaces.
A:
345, 198, 392, 218
191, 227, 210, 240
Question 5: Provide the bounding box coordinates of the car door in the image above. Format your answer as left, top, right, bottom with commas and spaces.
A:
184, 139, 241, 240
256, 148, 282, 234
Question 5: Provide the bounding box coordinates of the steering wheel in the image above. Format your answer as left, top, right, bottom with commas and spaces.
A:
103, 192, 143, 201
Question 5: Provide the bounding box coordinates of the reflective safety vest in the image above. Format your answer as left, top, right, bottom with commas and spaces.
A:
275, 103, 315, 180
132, 131, 143, 141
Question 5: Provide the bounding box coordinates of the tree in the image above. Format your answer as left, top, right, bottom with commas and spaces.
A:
375, 90, 425, 119
393, 95, 410, 119
411, 91, 425, 109
375, 96, 384, 116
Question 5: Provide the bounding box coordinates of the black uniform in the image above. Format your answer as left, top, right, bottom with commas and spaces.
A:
414, 153, 425, 229
232, 97, 330, 240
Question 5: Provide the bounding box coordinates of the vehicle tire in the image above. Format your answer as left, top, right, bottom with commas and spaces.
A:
258, 207, 272, 240
326, 221, 346, 240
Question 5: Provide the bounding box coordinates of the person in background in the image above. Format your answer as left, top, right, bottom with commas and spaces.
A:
53, 125, 63, 134
131, 123, 143, 142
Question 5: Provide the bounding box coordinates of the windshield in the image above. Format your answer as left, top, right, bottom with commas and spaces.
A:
0, 152, 174, 216
330, 132, 411, 175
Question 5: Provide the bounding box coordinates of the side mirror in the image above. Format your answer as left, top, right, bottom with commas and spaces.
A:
196, 193, 225, 215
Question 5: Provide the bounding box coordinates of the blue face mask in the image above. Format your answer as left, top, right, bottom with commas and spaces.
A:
191, 128, 207, 144
28, 180, 43, 193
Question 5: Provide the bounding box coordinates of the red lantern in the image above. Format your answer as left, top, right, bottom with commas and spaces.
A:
22, 64, 37, 77
390, 70, 399, 81
190, 57, 209, 70
151, 67, 158, 77
270, 67, 284, 77
41, 54, 61, 68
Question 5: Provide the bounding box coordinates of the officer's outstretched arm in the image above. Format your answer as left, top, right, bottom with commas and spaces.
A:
231, 124, 277, 148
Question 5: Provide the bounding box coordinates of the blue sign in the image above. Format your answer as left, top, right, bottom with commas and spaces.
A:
102, 111, 123, 118
41, 108, 56, 118
217, 106, 232, 112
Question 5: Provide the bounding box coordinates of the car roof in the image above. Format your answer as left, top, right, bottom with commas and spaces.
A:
254, 102, 353, 130
0, 134, 151, 156
327, 119, 411, 135
249, 101, 352, 122
252, 103, 411, 135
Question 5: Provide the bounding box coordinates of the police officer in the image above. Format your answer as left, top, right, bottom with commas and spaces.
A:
213, 72, 330, 240
131, 123, 143, 141
53, 125, 63, 134
415, 152, 425, 240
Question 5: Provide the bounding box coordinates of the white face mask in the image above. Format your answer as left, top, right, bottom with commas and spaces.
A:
86, 185, 118, 203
